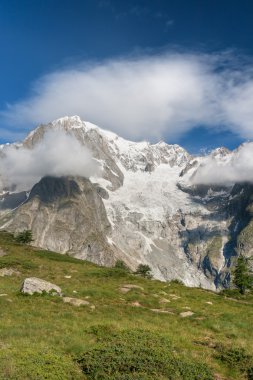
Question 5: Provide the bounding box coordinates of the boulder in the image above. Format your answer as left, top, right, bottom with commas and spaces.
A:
150, 309, 174, 314
63, 297, 90, 307
120, 284, 144, 293
180, 311, 194, 318
0, 268, 20, 277
0, 248, 7, 257
21, 277, 62, 296
130, 301, 143, 307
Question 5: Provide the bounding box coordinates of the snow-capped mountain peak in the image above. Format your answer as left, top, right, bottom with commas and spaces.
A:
1, 116, 252, 291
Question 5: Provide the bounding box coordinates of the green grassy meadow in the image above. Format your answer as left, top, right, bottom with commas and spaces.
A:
0, 231, 252, 379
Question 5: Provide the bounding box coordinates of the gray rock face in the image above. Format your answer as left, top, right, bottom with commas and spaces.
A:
0, 191, 27, 211
6, 176, 117, 267
1, 116, 253, 290
21, 277, 62, 296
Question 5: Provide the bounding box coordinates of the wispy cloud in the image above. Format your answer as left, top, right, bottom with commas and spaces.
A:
192, 143, 253, 185
0, 130, 100, 191
1, 51, 253, 142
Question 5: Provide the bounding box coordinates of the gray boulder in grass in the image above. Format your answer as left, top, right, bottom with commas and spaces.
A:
21, 277, 62, 296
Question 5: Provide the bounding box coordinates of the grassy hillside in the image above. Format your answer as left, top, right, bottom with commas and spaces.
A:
0, 231, 252, 380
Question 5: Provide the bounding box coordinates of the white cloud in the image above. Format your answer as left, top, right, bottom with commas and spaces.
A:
222, 79, 253, 139
192, 143, 253, 185
0, 130, 100, 191
1, 52, 253, 142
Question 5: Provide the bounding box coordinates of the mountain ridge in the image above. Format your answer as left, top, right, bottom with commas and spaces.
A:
0, 116, 252, 290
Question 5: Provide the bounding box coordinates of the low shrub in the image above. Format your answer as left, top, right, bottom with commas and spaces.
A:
216, 346, 251, 368
215, 345, 253, 378
247, 366, 253, 380
169, 279, 184, 285
77, 328, 214, 380
0, 346, 84, 380
134, 264, 152, 279
219, 289, 242, 298
114, 260, 131, 272
15, 230, 33, 244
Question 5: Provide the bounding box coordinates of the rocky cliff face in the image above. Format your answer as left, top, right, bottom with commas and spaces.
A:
3, 176, 119, 267
0, 116, 252, 290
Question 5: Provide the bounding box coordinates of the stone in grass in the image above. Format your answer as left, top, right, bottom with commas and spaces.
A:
0, 248, 7, 257
180, 311, 194, 318
21, 277, 62, 296
0, 268, 20, 277
120, 284, 144, 293
169, 294, 181, 299
159, 291, 168, 296
159, 298, 170, 304
150, 309, 174, 314
63, 297, 90, 307
130, 301, 143, 307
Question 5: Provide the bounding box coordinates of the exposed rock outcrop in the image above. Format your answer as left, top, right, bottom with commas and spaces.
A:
6, 176, 117, 267
21, 277, 62, 296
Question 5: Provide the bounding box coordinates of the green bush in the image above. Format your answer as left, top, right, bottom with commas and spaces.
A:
0, 346, 84, 380
15, 230, 33, 244
114, 260, 131, 272
233, 255, 253, 294
219, 289, 242, 298
77, 328, 214, 380
216, 346, 251, 368
247, 366, 253, 380
134, 264, 152, 279
215, 345, 253, 378
169, 279, 184, 285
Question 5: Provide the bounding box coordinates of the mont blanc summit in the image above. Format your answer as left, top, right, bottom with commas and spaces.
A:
0, 116, 252, 290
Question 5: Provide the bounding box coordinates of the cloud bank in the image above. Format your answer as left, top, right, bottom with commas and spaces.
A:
192, 143, 253, 185
1, 52, 253, 141
0, 130, 100, 191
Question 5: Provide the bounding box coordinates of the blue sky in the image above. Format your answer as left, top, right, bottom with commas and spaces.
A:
0, 0, 253, 152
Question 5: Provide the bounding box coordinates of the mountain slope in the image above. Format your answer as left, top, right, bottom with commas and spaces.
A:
0, 231, 252, 379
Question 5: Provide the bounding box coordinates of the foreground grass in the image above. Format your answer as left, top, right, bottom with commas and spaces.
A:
0, 231, 252, 379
